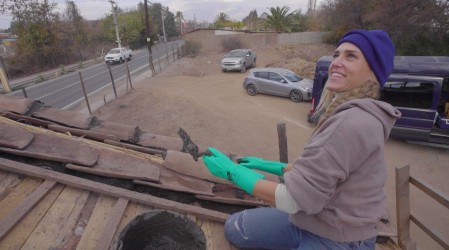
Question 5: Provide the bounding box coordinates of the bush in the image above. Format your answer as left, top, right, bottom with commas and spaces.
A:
184, 40, 201, 57
220, 37, 244, 52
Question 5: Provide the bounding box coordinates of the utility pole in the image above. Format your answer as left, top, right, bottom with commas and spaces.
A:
144, 0, 156, 75
161, 7, 167, 43
108, 0, 121, 47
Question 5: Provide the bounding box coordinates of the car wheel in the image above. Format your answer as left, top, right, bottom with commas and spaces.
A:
246, 84, 257, 96
252, 59, 256, 68
120, 58, 124, 63
241, 64, 246, 73
289, 90, 303, 102
128, 55, 132, 61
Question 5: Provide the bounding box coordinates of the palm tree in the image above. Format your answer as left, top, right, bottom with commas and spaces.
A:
175, 11, 184, 34
214, 12, 230, 28
264, 6, 294, 32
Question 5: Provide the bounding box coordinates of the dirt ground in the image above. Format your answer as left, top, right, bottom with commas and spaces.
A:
75, 44, 449, 249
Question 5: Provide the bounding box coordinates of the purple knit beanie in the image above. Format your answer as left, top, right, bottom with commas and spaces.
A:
337, 29, 395, 88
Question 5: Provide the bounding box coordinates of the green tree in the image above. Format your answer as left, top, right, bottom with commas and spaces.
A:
264, 6, 294, 32
65, 1, 87, 62
175, 11, 184, 34
243, 10, 259, 31
214, 12, 230, 28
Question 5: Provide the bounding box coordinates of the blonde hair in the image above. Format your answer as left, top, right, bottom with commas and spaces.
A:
312, 78, 381, 130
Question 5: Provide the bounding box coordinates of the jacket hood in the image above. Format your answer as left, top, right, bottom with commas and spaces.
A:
334, 99, 401, 139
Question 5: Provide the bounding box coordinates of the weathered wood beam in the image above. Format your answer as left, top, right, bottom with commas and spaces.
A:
0, 158, 229, 223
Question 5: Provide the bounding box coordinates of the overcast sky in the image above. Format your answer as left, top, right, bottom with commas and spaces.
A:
0, 0, 323, 30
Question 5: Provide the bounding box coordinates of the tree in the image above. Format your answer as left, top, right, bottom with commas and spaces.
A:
175, 11, 184, 35
214, 12, 230, 28
264, 6, 294, 32
243, 10, 259, 31
65, 1, 87, 62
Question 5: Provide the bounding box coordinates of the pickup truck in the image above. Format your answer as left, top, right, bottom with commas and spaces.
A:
105, 47, 132, 64
221, 49, 256, 73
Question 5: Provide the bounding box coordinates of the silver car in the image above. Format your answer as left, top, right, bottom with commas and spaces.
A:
221, 49, 257, 73
243, 68, 313, 102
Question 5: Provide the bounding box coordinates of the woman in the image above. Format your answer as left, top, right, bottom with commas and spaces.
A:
203, 29, 401, 249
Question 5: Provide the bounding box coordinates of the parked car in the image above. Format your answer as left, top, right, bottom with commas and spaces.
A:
105, 47, 132, 64
221, 49, 256, 73
308, 55, 449, 145
243, 67, 313, 102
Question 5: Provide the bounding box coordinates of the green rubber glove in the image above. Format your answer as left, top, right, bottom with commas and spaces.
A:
238, 156, 286, 176
202, 147, 265, 194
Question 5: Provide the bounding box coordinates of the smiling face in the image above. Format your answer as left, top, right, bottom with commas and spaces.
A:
326, 42, 374, 93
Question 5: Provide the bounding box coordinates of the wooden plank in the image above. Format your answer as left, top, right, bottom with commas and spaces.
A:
395, 165, 417, 250
0, 177, 43, 221
195, 194, 268, 207
277, 122, 288, 163
0, 180, 56, 240
48, 124, 118, 142
33, 107, 95, 129
0, 172, 21, 200
409, 176, 449, 209
0, 183, 64, 250
4, 112, 56, 127
411, 212, 449, 249
0, 133, 100, 166
95, 198, 129, 250
0, 123, 34, 149
65, 148, 160, 182
90, 120, 139, 142
0, 95, 40, 115
77, 195, 117, 250
21, 186, 90, 250
109, 202, 153, 249
104, 139, 165, 156
138, 132, 184, 151
199, 219, 233, 250
0, 157, 229, 223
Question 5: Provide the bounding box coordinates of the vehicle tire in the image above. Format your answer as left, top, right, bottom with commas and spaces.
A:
128, 55, 132, 61
289, 90, 303, 102
252, 59, 256, 68
246, 84, 257, 96
241, 64, 246, 73
120, 58, 124, 63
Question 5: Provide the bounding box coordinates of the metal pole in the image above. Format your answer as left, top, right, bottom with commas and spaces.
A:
78, 71, 92, 115
161, 8, 167, 43
172, 43, 175, 61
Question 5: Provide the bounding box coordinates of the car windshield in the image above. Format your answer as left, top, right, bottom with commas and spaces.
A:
225, 50, 245, 58
109, 49, 120, 54
280, 71, 303, 82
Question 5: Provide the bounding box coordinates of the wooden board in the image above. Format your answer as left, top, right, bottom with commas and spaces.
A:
20, 186, 90, 249
48, 124, 119, 142
0, 95, 40, 115
0, 173, 22, 200
32, 107, 95, 129
0, 157, 229, 223
95, 198, 129, 250
0, 180, 57, 240
0, 123, 34, 149
0, 177, 43, 220
199, 219, 234, 250
164, 150, 231, 185
0, 133, 100, 167
66, 148, 160, 182
138, 132, 184, 151
77, 195, 118, 250
0, 183, 64, 249
90, 120, 140, 142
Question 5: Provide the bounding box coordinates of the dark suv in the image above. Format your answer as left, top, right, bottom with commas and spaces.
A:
308, 56, 449, 145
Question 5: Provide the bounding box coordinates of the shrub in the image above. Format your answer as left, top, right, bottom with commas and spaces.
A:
36, 74, 45, 83
220, 37, 244, 52
184, 40, 201, 57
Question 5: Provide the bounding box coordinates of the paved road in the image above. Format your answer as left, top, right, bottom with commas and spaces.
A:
6, 41, 183, 109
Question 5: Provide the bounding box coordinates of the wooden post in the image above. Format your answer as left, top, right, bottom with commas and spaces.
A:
124, 59, 133, 90
177, 43, 180, 58
78, 71, 92, 115
107, 64, 118, 98
396, 165, 417, 250
0, 67, 11, 93
172, 43, 175, 61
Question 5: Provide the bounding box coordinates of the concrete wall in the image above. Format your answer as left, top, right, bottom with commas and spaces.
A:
183, 29, 328, 52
